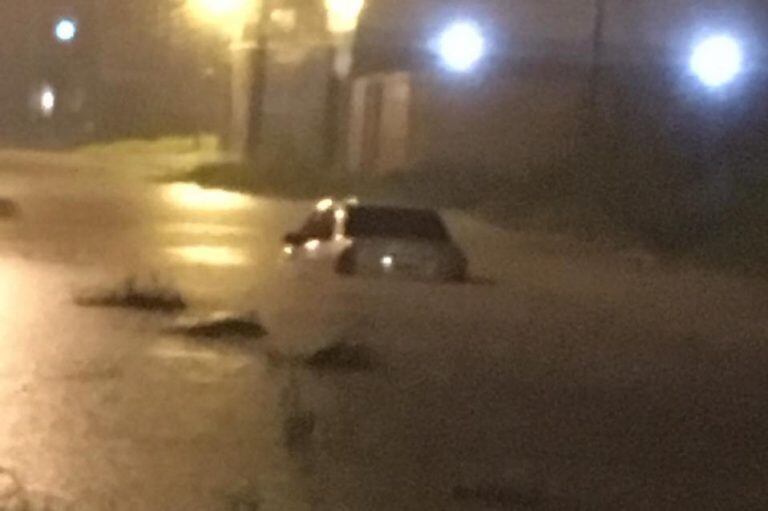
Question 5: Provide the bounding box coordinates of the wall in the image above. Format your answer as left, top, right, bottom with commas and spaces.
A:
96, 0, 231, 138
347, 0, 768, 178
0, 1, 32, 132
358, 0, 766, 57
420, 65, 590, 175
347, 64, 589, 176
348, 72, 411, 174
228, 0, 353, 167
261, 43, 334, 169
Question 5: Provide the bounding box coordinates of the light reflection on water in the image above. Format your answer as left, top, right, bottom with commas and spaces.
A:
162, 183, 253, 212
148, 338, 254, 384
160, 223, 247, 236
0, 262, 14, 360
0, 188, 317, 510
167, 245, 249, 267
0, 258, 75, 507
0, 258, 31, 379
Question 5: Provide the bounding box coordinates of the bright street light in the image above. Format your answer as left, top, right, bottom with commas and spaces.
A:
325, 0, 365, 34
54, 18, 78, 43
194, 0, 248, 17
690, 35, 744, 88
40, 85, 56, 117
436, 21, 486, 73
188, 0, 253, 36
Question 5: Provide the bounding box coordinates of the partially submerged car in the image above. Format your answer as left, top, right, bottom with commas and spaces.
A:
283, 199, 468, 283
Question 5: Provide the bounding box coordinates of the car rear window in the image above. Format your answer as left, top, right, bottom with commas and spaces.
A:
346, 207, 450, 241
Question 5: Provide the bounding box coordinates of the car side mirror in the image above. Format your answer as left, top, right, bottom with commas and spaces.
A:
284, 232, 305, 246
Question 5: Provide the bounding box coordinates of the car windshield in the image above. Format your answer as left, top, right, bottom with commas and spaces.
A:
346, 206, 450, 241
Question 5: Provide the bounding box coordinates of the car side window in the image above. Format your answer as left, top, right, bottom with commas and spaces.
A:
299, 210, 335, 241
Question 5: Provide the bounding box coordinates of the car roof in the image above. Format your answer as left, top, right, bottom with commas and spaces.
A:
315, 197, 440, 215
347, 204, 439, 215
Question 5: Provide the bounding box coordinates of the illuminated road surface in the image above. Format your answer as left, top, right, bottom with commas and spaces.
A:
0, 154, 767, 510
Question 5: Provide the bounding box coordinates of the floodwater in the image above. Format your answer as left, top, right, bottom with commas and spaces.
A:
1, 157, 768, 510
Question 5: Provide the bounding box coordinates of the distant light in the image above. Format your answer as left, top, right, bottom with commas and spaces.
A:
325, 0, 365, 34
54, 18, 78, 42
283, 245, 294, 256
690, 35, 743, 88
304, 239, 321, 252
188, 0, 252, 37
271, 8, 298, 32
437, 21, 486, 73
191, 0, 248, 17
40, 86, 56, 117
381, 255, 394, 270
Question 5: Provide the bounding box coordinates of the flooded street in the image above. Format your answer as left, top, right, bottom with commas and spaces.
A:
0, 161, 320, 510
1, 153, 768, 510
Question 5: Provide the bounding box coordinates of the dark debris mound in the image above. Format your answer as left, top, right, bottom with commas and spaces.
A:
169, 312, 268, 340
0, 198, 18, 219
303, 342, 375, 372
74, 276, 186, 313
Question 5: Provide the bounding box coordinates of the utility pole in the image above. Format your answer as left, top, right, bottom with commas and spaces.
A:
588, 0, 606, 106
245, 0, 271, 162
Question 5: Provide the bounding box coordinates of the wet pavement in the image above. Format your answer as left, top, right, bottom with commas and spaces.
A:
1, 153, 768, 510
0, 164, 319, 510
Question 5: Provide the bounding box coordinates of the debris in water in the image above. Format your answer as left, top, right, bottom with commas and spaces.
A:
74, 275, 186, 313
168, 311, 267, 340
303, 342, 375, 372
0, 198, 18, 219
